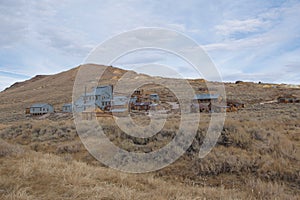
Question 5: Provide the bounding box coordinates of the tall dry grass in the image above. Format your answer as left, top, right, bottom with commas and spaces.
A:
0, 103, 299, 199
0, 141, 250, 200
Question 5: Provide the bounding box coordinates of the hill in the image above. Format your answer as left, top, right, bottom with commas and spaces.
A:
1, 64, 299, 123
0, 64, 130, 122
0, 64, 300, 199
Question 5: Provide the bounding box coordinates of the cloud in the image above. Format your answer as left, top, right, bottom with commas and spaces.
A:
203, 36, 269, 51
0, 70, 31, 91
0, 1, 29, 48
215, 19, 268, 37
113, 50, 167, 66
0, 70, 30, 79
202, 1, 300, 84
36, 25, 94, 57
0, 0, 300, 90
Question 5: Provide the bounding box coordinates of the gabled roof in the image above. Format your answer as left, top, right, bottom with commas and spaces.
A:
194, 94, 220, 100
31, 103, 51, 108
94, 85, 113, 95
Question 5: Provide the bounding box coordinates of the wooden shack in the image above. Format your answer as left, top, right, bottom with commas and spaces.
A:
194, 94, 220, 103
62, 103, 72, 113
227, 100, 245, 110
277, 95, 299, 103
25, 107, 30, 114
131, 102, 151, 111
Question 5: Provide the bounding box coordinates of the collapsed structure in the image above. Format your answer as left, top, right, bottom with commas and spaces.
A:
277, 95, 299, 103
191, 94, 244, 113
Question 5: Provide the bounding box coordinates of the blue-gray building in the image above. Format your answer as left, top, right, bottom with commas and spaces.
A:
111, 96, 129, 116
30, 103, 54, 115
94, 85, 113, 108
74, 85, 113, 112
62, 103, 72, 113
149, 93, 159, 102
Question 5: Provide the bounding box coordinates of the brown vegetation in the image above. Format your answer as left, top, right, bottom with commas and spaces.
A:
0, 65, 300, 199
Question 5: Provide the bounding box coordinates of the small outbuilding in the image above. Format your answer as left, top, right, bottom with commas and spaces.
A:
62, 103, 72, 113
149, 93, 160, 102
194, 94, 220, 103
226, 100, 245, 109
25, 107, 30, 114
30, 103, 54, 115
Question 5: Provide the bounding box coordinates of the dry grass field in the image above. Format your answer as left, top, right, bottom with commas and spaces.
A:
0, 64, 299, 199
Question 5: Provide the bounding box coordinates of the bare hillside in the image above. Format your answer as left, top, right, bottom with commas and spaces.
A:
0, 65, 300, 199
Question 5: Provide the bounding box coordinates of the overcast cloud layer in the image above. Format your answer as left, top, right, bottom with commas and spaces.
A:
0, 0, 300, 91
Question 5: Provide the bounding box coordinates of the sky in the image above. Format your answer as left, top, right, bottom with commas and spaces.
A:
1, 0, 300, 91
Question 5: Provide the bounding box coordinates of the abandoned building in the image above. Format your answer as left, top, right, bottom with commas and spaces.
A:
149, 93, 160, 102
190, 94, 220, 113
194, 94, 221, 103
30, 103, 54, 115
226, 100, 245, 109
74, 85, 113, 112
131, 102, 151, 111
132, 89, 144, 97
62, 103, 72, 113
130, 96, 138, 104
111, 96, 129, 116
191, 94, 245, 113
277, 95, 299, 103
94, 85, 113, 108
73, 85, 164, 116
210, 103, 228, 113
